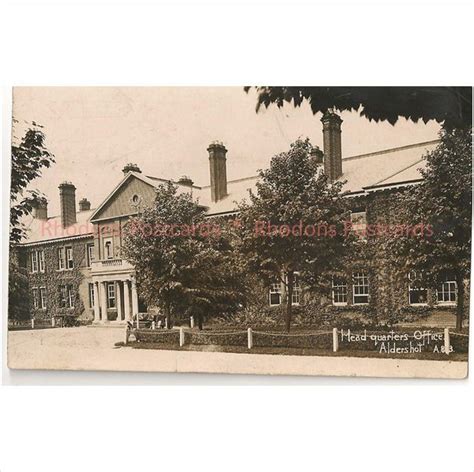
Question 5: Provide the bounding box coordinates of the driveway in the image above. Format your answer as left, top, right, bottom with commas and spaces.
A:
7, 326, 468, 378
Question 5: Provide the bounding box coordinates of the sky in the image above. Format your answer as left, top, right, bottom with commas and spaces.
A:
12, 87, 441, 216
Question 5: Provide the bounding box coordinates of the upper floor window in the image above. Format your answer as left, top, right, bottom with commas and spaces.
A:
332, 276, 348, 305
437, 272, 457, 305
86, 243, 95, 267
66, 247, 74, 269
350, 211, 367, 240
38, 250, 45, 272
31, 251, 38, 273
353, 271, 369, 304
408, 271, 427, 305
104, 237, 114, 260
58, 246, 73, 270
107, 282, 116, 309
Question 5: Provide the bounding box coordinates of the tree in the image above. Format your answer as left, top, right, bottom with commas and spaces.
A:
237, 139, 352, 332
387, 127, 471, 330
10, 120, 55, 244
245, 87, 472, 130
122, 182, 248, 330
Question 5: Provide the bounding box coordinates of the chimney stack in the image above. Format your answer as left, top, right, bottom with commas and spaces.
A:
59, 182, 77, 228
321, 110, 343, 182
122, 163, 142, 175
79, 197, 91, 211
208, 141, 228, 202
32, 197, 48, 220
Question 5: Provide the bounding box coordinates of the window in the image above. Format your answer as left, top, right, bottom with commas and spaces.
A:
107, 282, 116, 308
38, 250, 45, 273
332, 276, 348, 305
350, 211, 367, 240
31, 251, 38, 273
269, 282, 282, 306
32, 288, 39, 309
291, 274, 301, 305
66, 246, 74, 269
86, 243, 95, 267
353, 271, 369, 304
59, 285, 74, 308
408, 271, 428, 305
437, 273, 457, 305
58, 247, 66, 270
39, 287, 47, 309
104, 237, 113, 259
88, 283, 95, 308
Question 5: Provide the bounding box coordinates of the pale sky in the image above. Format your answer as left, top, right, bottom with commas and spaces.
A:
12, 87, 441, 216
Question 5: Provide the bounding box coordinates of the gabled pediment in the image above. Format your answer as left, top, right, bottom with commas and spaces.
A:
90, 172, 158, 222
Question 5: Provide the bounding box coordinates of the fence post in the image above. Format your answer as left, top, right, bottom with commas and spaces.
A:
444, 328, 450, 356
51, 317, 55, 328
332, 327, 339, 352
125, 327, 130, 345
179, 327, 185, 347
31, 318, 35, 329
151, 321, 156, 330
136, 316, 140, 330
247, 328, 253, 349
190, 316, 194, 329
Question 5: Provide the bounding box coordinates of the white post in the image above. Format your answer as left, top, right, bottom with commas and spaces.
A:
247, 328, 253, 349
165, 317, 168, 329
333, 327, 339, 352
444, 328, 450, 355
124, 327, 129, 345
31, 319, 35, 329
51, 317, 55, 328
179, 327, 185, 347
152, 321, 156, 330
190, 316, 194, 328
136, 315, 140, 329
93, 282, 100, 323
100, 281, 108, 323
116, 281, 123, 322
123, 280, 131, 321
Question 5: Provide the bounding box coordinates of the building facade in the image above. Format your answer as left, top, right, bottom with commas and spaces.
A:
14, 112, 465, 327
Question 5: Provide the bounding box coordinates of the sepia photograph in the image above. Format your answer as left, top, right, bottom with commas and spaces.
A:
7, 86, 472, 378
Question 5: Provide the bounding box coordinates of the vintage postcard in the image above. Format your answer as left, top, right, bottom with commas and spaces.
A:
7, 86, 471, 378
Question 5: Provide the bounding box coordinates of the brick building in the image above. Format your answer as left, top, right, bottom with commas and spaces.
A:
14, 111, 464, 327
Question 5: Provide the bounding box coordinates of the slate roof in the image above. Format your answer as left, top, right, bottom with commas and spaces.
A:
20, 139, 440, 244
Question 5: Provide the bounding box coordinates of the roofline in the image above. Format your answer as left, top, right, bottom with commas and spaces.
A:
343, 139, 440, 162
19, 233, 94, 247
363, 178, 423, 192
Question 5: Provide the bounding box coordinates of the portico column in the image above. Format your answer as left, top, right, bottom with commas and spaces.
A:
116, 281, 123, 321
131, 279, 139, 318
100, 281, 108, 322
123, 280, 131, 321
93, 282, 100, 323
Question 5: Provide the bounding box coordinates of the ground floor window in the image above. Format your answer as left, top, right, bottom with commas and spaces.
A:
32, 288, 39, 309
408, 271, 428, 305
291, 274, 301, 305
107, 282, 116, 309
437, 273, 457, 304
39, 287, 47, 309
332, 276, 348, 305
269, 282, 282, 306
89, 283, 95, 308
353, 271, 369, 304
59, 285, 74, 308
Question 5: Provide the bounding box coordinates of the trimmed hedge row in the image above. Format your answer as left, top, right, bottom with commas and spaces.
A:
252, 331, 332, 349
135, 329, 180, 344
